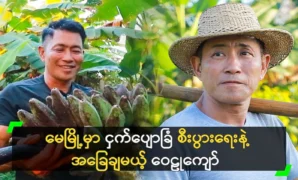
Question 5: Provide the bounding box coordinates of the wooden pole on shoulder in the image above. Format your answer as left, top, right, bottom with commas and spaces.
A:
154, 84, 298, 118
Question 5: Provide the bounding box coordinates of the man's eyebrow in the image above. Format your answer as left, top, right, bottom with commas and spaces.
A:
53, 44, 82, 49
211, 44, 226, 48
237, 43, 252, 49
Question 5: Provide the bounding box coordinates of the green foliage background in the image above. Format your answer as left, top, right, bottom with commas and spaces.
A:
0, 0, 297, 178
0, 0, 297, 148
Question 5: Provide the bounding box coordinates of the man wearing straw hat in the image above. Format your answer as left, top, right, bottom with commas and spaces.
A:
140, 3, 298, 180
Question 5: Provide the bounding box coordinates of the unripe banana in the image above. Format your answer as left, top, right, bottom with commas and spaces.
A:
51, 88, 76, 127
46, 96, 53, 110
79, 100, 102, 127
132, 94, 149, 126
17, 109, 40, 127
91, 94, 112, 125
73, 88, 91, 102
90, 89, 102, 96
67, 95, 84, 126
115, 84, 130, 98
103, 85, 118, 105
29, 98, 58, 127
105, 105, 125, 127
130, 83, 147, 102
118, 95, 133, 127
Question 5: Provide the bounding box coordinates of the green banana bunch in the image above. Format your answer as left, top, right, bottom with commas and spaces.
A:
17, 83, 150, 128
15, 83, 150, 179
115, 83, 150, 126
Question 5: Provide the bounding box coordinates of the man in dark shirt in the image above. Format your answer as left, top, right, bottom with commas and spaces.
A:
0, 19, 92, 179
0, 74, 91, 126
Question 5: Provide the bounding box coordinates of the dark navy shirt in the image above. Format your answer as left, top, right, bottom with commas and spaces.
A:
0, 74, 92, 126
0, 75, 92, 180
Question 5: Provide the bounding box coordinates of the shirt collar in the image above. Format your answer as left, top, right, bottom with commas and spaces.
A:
40, 74, 75, 96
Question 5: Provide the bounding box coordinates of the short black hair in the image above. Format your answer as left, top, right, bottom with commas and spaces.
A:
41, 19, 87, 45
195, 37, 265, 61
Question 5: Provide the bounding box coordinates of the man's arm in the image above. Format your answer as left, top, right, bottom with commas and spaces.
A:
0, 126, 10, 147
0, 85, 19, 172
0, 125, 12, 172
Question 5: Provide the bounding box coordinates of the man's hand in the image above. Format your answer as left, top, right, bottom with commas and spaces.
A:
14, 134, 73, 173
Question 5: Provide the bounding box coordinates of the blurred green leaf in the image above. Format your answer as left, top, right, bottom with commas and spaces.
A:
189, 0, 218, 13
0, 33, 17, 44
79, 66, 119, 74
0, 41, 28, 75
152, 42, 176, 71
8, 16, 32, 31
85, 0, 101, 6
91, 0, 170, 22
81, 53, 117, 69
258, 8, 278, 26
173, 0, 189, 5
119, 50, 142, 77
5, 65, 20, 72
7, 0, 27, 13
86, 27, 157, 40
25, 53, 44, 69
0, 32, 39, 57
22, 3, 82, 19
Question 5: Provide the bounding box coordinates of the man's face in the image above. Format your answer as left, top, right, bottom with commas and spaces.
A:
39, 30, 84, 82
191, 35, 270, 104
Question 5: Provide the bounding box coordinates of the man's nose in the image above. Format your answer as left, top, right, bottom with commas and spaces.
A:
224, 52, 241, 74
62, 50, 74, 62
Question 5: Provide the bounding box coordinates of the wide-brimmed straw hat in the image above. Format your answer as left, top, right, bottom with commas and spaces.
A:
168, 3, 294, 75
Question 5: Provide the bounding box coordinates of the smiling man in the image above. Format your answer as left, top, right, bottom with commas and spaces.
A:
140, 3, 298, 180
0, 19, 91, 179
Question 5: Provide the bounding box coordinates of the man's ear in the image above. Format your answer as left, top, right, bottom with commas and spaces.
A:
190, 56, 202, 79
260, 54, 270, 80
38, 46, 45, 62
